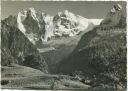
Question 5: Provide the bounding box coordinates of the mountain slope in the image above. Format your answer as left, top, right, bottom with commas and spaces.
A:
56, 4, 126, 89
57, 27, 126, 89
1, 16, 48, 73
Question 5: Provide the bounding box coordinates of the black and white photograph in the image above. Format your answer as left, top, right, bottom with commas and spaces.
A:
1, 0, 127, 90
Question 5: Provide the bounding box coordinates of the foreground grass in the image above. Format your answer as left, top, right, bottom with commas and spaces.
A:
1, 64, 90, 90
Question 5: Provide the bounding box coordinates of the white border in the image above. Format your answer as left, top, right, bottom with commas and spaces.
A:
0, 0, 127, 91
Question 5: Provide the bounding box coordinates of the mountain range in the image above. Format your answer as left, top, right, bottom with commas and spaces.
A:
1, 3, 127, 89
17, 8, 102, 44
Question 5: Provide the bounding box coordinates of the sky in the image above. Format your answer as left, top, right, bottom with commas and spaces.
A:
1, 1, 126, 19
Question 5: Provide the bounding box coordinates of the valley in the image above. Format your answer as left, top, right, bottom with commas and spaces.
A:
1, 2, 127, 90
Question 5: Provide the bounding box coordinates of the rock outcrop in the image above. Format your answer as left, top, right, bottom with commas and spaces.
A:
100, 4, 126, 28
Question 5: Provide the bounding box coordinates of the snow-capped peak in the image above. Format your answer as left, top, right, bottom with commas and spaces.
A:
63, 10, 69, 14
29, 7, 36, 13
28, 7, 39, 22
17, 8, 103, 44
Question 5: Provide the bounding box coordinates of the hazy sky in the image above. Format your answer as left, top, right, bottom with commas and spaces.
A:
1, 1, 126, 19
